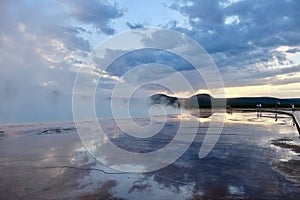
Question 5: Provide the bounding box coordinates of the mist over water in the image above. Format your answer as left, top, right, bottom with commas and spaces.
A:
0, 89, 182, 124
95, 96, 182, 119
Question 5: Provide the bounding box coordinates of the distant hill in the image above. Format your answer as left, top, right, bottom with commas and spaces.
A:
150, 93, 300, 109
226, 97, 300, 108
185, 94, 212, 108
150, 94, 180, 108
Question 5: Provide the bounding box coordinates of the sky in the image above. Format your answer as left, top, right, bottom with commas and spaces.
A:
0, 0, 300, 123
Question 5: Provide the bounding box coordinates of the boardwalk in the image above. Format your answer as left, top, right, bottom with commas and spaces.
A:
242, 109, 300, 135
274, 110, 300, 136
293, 111, 300, 135
294, 112, 300, 125
274, 110, 300, 135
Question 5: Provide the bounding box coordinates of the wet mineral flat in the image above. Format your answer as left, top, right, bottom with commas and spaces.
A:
0, 112, 300, 199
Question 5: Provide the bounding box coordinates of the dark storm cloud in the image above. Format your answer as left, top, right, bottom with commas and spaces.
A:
60, 0, 124, 35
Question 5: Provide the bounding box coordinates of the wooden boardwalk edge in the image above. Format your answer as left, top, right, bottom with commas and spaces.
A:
237, 109, 300, 136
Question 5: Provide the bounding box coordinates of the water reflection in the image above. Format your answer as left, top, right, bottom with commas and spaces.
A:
0, 112, 300, 199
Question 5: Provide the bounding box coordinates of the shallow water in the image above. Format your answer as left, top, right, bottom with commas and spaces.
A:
0, 112, 299, 199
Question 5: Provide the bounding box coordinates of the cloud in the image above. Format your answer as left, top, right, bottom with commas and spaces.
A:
126, 22, 144, 29
0, 1, 91, 52
171, 0, 223, 25
221, 64, 300, 88
164, 0, 300, 92
60, 0, 124, 35
103, 49, 194, 77
1, 0, 299, 122
0, 0, 129, 122
169, 0, 300, 68
287, 47, 300, 54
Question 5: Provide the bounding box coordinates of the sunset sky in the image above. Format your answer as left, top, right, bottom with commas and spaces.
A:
1, 0, 300, 122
